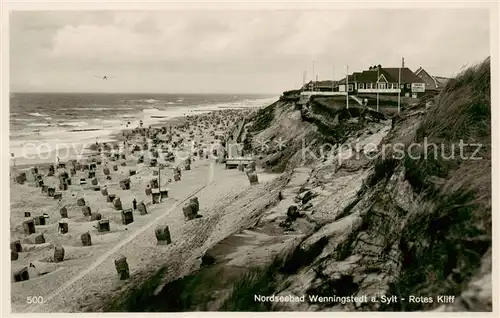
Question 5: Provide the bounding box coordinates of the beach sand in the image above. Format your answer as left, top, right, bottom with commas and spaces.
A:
9, 107, 268, 312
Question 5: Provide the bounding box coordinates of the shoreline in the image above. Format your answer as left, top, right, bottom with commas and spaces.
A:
9, 96, 278, 161
9, 100, 266, 168
10, 114, 194, 169
9, 103, 264, 312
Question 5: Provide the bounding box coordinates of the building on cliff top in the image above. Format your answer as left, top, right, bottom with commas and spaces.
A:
302, 80, 339, 92
415, 67, 450, 93
336, 65, 426, 98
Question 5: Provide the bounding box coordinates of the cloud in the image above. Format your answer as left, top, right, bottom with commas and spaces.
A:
43, 10, 363, 64
10, 9, 491, 93
48, 11, 308, 63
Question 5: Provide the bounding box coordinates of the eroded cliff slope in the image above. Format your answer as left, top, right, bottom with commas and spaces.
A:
107, 58, 491, 312
222, 57, 491, 312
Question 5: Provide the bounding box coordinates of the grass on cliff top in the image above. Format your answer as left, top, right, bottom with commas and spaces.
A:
407, 56, 491, 205
219, 259, 282, 311
389, 57, 492, 311
417, 57, 490, 144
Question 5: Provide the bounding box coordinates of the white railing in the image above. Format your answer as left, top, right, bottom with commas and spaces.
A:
300, 91, 347, 97
357, 88, 401, 93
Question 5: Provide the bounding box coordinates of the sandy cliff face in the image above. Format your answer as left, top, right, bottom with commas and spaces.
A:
214, 58, 490, 312
108, 58, 490, 312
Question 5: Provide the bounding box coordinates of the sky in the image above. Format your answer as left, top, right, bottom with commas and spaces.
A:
10, 9, 491, 94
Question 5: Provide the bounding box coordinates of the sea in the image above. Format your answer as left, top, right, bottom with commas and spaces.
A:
9, 92, 277, 165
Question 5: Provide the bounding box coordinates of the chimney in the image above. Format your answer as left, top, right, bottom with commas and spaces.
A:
402, 57, 405, 68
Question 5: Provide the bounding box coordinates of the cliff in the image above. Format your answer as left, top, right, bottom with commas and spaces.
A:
107, 57, 491, 312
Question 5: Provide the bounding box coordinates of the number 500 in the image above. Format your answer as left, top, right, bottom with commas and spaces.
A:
26, 296, 44, 304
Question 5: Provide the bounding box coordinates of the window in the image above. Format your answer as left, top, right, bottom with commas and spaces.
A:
406, 84, 411, 89
400, 84, 404, 89
379, 83, 386, 89
348, 84, 353, 92
392, 83, 398, 89
359, 83, 365, 89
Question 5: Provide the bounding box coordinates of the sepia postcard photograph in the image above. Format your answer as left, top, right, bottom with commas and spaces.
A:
2, 0, 497, 314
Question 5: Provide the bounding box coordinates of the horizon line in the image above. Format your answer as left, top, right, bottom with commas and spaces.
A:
10, 91, 281, 95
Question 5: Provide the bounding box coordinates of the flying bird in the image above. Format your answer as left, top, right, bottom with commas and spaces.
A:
93, 75, 116, 80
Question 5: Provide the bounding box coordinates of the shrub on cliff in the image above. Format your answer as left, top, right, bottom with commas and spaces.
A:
393, 57, 491, 311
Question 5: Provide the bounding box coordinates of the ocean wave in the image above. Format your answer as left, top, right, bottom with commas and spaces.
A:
27, 123, 53, 127
10, 132, 33, 138
12, 118, 36, 122
191, 109, 218, 112
59, 107, 135, 111
57, 121, 88, 127
100, 120, 123, 128
143, 108, 160, 113
28, 112, 50, 117
70, 128, 101, 132
132, 99, 160, 104
183, 97, 277, 113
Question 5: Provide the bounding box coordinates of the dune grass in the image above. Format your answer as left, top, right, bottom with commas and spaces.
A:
219, 262, 281, 311
106, 58, 492, 312
388, 57, 491, 310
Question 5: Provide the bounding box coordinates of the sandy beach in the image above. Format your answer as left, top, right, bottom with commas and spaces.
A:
7, 9, 492, 314
9, 107, 268, 312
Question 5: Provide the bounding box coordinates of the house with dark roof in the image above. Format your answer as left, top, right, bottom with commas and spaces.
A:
338, 65, 426, 97
336, 73, 359, 93
415, 67, 450, 92
302, 80, 339, 92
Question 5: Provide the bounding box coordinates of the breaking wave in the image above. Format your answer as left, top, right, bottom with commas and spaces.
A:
28, 112, 50, 117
